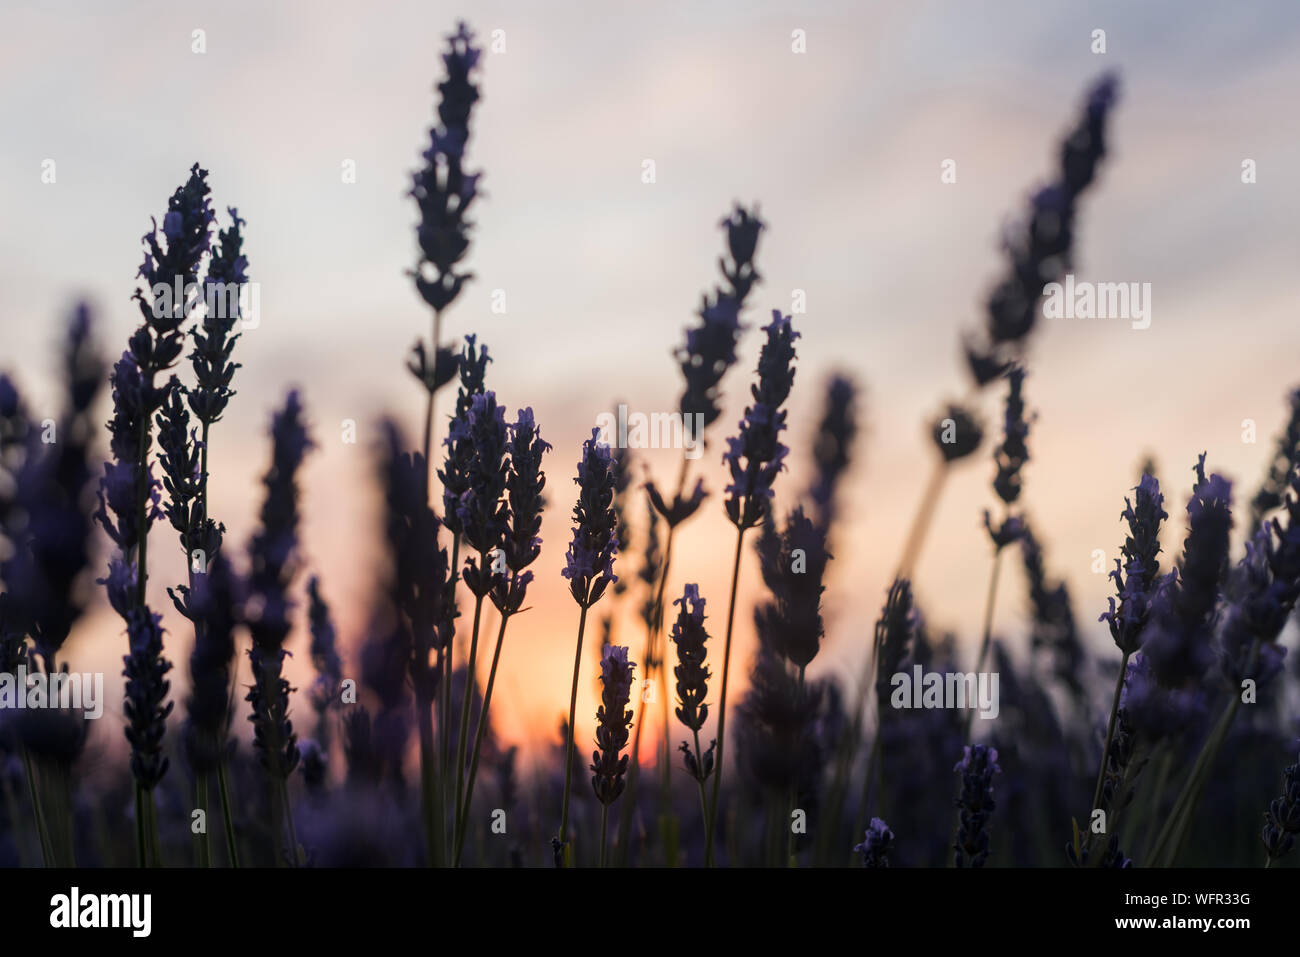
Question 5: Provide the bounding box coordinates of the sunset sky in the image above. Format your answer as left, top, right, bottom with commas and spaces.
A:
3, 0, 1300, 774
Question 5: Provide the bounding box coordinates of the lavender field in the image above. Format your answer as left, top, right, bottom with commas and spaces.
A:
2, 4, 1300, 873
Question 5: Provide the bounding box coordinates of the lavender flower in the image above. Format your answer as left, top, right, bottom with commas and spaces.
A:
187, 207, 246, 427
873, 578, 917, 702
931, 403, 984, 463
94, 352, 161, 559
457, 391, 510, 597
155, 378, 213, 558
1262, 738, 1300, 863
645, 476, 707, 528
411, 21, 482, 314
438, 336, 491, 535
953, 744, 1000, 868
174, 553, 239, 773
1219, 460, 1299, 689
678, 205, 764, 430
561, 429, 619, 608
307, 575, 343, 749
590, 645, 635, 806
723, 311, 798, 530
808, 374, 859, 532
754, 507, 830, 670
244, 391, 313, 780
854, 818, 894, 868
3, 306, 104, 663
966, 74, 1119, 381
492, 407, 550, 615
122, 607, 173, 790
671, 584, 714, 782
1142, 455, 1231, 689
1250, 387, 1300, 533
381, 421, 455, 705
1099, 473, 1167, 655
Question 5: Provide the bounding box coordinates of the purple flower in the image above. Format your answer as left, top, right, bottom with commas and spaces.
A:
122, 607, 173, 790
966, 74, 1119, 382
854, 818, 895, 868
671, 584, 711, 734
722, 311, 797, 530
187, 208, 246, 426
411, 21, 482, 312
1262, 738, 1300, 862
1099, 472, 1168, 655
174, 553, 240, 773
953, 744, 1000, 868
590, 644, 635, 806
677, 204, 764, 429
244, 391, 313, 779
754, 507, 830, 670
808, 374, 859, 531
492, 408, 551, 616
457, 391, 510, 595
561, 429, 619, 607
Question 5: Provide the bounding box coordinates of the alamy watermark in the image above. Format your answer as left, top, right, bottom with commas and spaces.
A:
889, 666, 999, 720
1042, 274, 1151, 330
0, 666, 104, 719
147, 276, 261, 329
595, 404, 705, 459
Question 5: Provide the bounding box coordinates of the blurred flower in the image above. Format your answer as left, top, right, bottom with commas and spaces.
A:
590, 645, 635, 806
854, 817, 894, 868
561, 430, 619, 607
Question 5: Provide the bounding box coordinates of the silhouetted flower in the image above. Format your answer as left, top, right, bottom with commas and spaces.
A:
411, 21, 482, 313
966, 74, 1119, 378
854, 817, 894, 867
457, 391, 510, 597
591, 645, 635, 806
723, 312, 797, 530
122, 607, 173, 790
808, 374, 859, 531
174, 553, 239, 773
1262, 738, 1300, 862
678, 205, 764, 429
754, 507, 829, 670
931, 402, 984, 464
187, 207, 246, 427
307, 575, 343, 748
244, 391, 313, 779
953, 744, 1000, 868
874, 579, 917, 702
1098, 473, 1167, 655
492, 407, 550, 615
561, 430, 619, 607
645, 477, 707, 528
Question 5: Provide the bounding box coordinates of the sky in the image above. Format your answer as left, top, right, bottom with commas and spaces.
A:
3, 0, 1300, 774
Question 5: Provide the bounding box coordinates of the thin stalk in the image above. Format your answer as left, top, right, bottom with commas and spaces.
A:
194, 772, 212, 867
1087, 650, 1130, 850
964, 544, 1005, 740
280, 778, 300, 866
440, 535, 461, 863
19, 746, 53, 867
455, 578, 517, 866
216, 758, 240, 867
786, 665, 805, 867
599, 805, 610, 868
417, 700, 440, 866
556, 602, 591, 866
896, 458, 948, 577
134, 782, 147, 868
705, 525, 747, 867
422, 308, 443, 495
453, 575, 487, 847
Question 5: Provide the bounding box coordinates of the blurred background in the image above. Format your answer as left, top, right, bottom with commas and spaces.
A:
2, 0, 1299, 775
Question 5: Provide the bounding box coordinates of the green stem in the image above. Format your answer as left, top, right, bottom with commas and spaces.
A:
599, 804, 610, 868
455, 583, 516, 866
216, 758, 240, 867
964, 543, 1004, 741
194, 773, 211, 867
1087, 650, 1131, 855
19, 746, 53, 867
556, 602, 591, 866
453, 577, 487, 851
706, 525, 747, 867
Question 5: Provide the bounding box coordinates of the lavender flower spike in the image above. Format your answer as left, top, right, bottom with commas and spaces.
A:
244, 391, 314, 782
591, 644, 636, 806
953, 744, 1001, 868
723, 311, 798, 530
561, 429, 620, 608
1098, 472, 1167, 655
1262, 738, 1300, 864
122, 607, 173, 790
671, 584, 715, 783
854, 818, 895, 868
